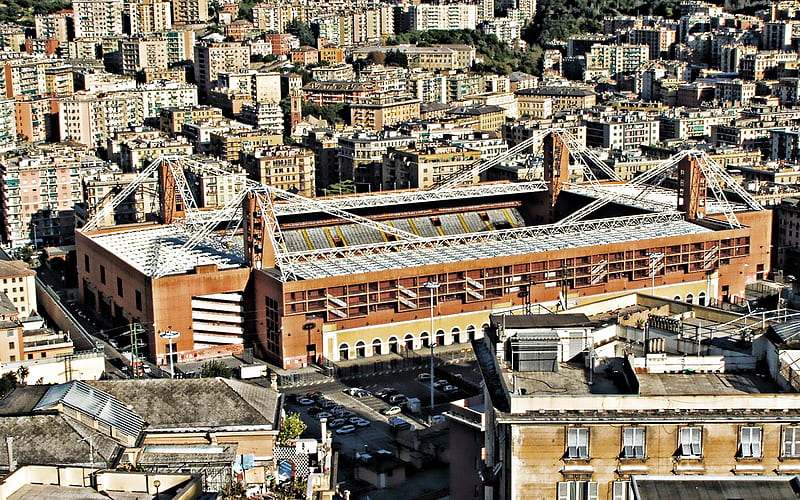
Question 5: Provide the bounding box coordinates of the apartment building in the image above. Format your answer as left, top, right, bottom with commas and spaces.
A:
72, 0, 124, 37
350, 95, 421, 130
516, 86, 597, 113
127, 0, 172, 35
407, 71, 448, 103
629, 27, 677, 59
240, 145, 315, 198
82, 170, 160, 226
14, 97, 60, 143
459, 300, 800, 500
586, 44, 650, 78
446, 105, 505, 132
193, 41, 249, 96
0, 149, 83, 247
120, 37, 169, 75
216, 70, 281, 104
351, 44, 476, 72
170, 0, 208, 24
0, 261, 37, 318
410, 3, 478, 31
238, 102, 284, 135
159, 105, 223, 135
337, 131, 415, 190
263, 33, 298, 56
382, 144, 481, 189
302, 81, 377, 105
715, 79, 756, 105
34, 12, 72, 42
586, 114, 660, 150
657, 108, 737, 140
116, 135, 194, 171
312, 63, 356, 82
184, 167, 248, 208
209, 129, 282, 163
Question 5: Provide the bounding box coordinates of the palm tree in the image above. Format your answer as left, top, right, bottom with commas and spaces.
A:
16, 366, 28, 385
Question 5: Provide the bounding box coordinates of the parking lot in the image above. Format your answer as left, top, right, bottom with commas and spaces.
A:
284, 360, 481, 456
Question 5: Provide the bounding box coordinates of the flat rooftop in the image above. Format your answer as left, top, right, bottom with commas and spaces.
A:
88, 225, 243, 278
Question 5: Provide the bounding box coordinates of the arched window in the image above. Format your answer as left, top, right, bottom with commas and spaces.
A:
451, 327, 461, 344
404, 333, 414, 350
338, 343, 349, 361
674, 295, 682, 301
420, 331, 430, 348
698, 291, 706, 306
372, 338, 382, 356
436, 329, 446, 346
686, 293, 694, 304
481, 323, 490, 336
355, 340, 366, 358
467, 324, 476, 341
388, 336, 399, 353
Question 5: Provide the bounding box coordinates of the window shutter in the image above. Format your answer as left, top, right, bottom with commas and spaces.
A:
587, 481, 598, 500
557, 482, 570, 500
740, 427, 752, 456
752, 427, 762, 457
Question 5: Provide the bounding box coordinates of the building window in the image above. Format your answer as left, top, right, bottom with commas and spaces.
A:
679, 427, 702, 458
100, 265, 106, 284
7, 342, 13, 349
557, 481, 598, 500
739, 427, 762, 458
621, 427, 645, 458
612, 481, 632, 500
117, 277, 123, 297
566, 427, 589, 459
783, 427, 800, 458
135, 290, 142, 311
84, 254, 90, 272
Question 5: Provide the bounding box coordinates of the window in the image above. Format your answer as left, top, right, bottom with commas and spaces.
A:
7, 342, 13, 349
84, 254, 90, 272
739, 427, 762, 458
557, 481, 598, 500
117, 277, 123, 297
621, 427, 645, 458
100, 265, 106, 284
679, 427, 702, 458
566, 427, 589, 459
783, 427, 800, 457
612, 481, 632, 500
135, 290, 142, 311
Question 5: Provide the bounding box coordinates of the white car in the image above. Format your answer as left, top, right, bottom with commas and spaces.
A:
442, 385, 458, 393
315, 412, 333, 420
335, 424, 356, 435
381, 406, 402, 416
417, 373, 432, 382
297, 397, 315, 405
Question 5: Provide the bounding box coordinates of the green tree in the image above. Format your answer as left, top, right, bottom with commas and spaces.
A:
0, 372, 16, 397
325, 180, 355, 195
286, 19, 315, 46
15, 366, 28, 385
200, 360, 233, 378
367, 51, 386, 66
385, 50, 408, 68
278, 412, 307, 445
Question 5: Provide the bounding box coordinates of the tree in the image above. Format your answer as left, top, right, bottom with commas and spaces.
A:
385, 50, 408, 68
0, 372, 16, 397
200, 360, 232, 378
278, 412, 307, 445
16, 366, 28, 385
286, 19, 315, 47
367, 51, 386, 66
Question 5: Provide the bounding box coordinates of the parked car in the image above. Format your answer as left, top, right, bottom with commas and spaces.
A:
388, 416, 412, 432
297, 397, 315, 405
307, 406, 324, 416
442, 385, 458, 393
381, 406, 402, 416
433, 380, 448, 390
375, 388, 398, 400
319, 399, 337, 409
315, 412, 333, 420
350, 417, 371, 427
328, 418, 347, 428
417, 373, 432, 382
388, 394, 408, 405
431, 414, 447, 424
335, 424, 356, 435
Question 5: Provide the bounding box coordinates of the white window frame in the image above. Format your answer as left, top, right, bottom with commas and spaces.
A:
566, 427, 589, 459
612, 481, 633, 500
739, 426, 762, 458
621, 427, 645, 458
679, 426, 702, 458
784, 426, 800, 458
557, 481, 598, 500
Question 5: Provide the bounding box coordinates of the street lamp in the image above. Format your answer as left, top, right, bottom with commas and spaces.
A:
648, 253, 664, 296
424, 281, 440, 410
153, 479, 161, 499
160, 330, 180, 378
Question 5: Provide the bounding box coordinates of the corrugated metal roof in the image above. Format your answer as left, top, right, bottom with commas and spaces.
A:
633, 476, 800, 500
33, 381, 144, 439
768, 319, 800, 343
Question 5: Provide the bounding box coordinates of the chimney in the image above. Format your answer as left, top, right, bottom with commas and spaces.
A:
6, 437, 16, 472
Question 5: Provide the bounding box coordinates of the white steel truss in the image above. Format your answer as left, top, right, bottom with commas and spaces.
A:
431, 127, 622, 190
557, 149, 764, 227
